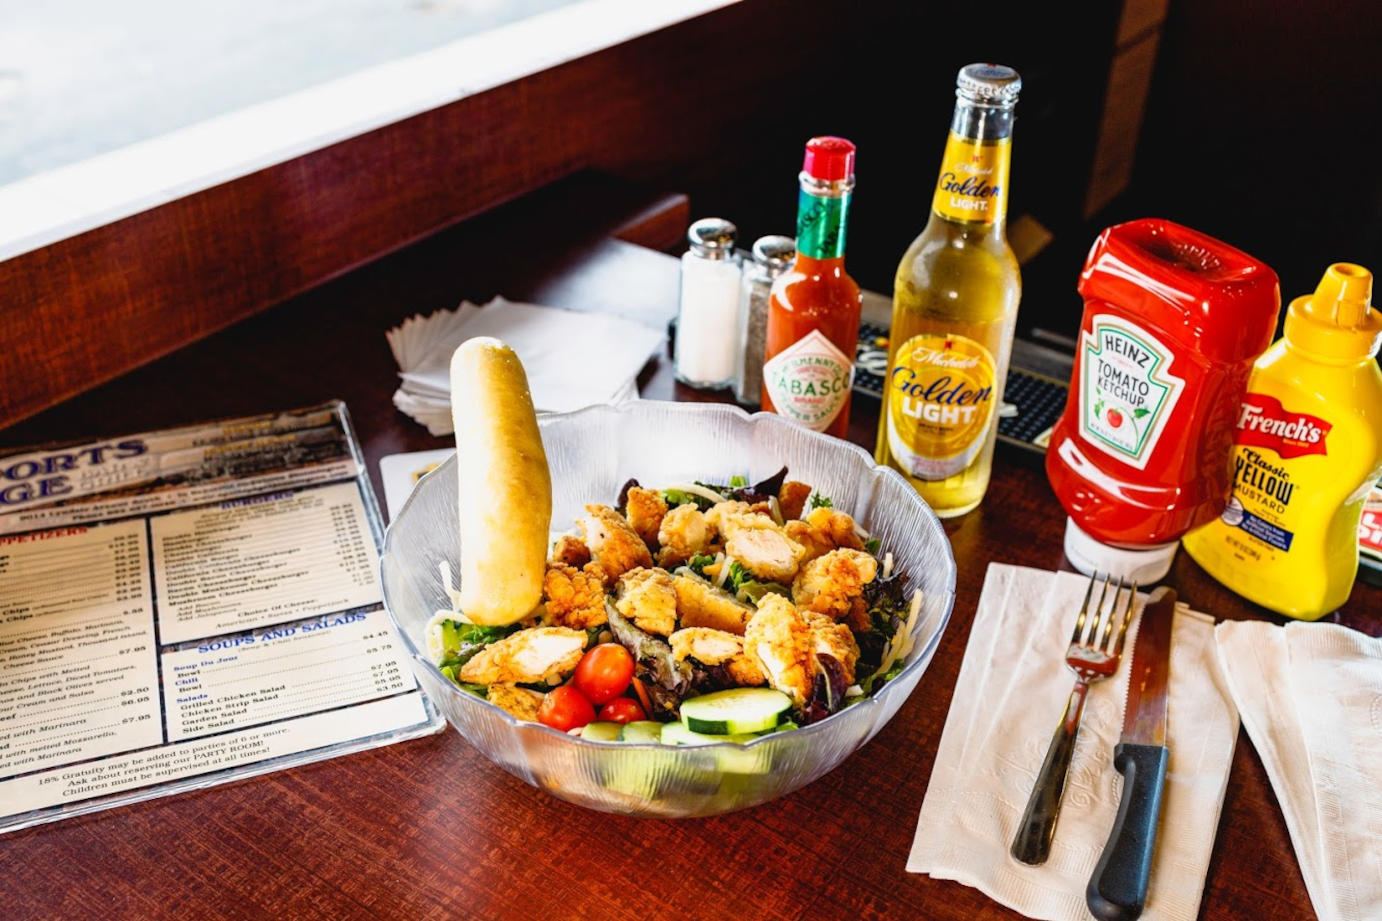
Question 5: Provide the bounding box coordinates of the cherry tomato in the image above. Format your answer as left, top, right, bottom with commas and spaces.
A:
597, 697, 646, 724
572, 643, 634, 705
538, 684, 595, 731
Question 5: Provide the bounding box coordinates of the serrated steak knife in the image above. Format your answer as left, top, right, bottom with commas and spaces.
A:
1086, 586, 1175, 921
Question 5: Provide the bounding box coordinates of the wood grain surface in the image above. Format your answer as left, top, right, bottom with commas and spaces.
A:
1, 184, 1375, 921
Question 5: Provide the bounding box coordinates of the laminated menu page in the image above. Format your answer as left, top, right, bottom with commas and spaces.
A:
0, 402, 443, 833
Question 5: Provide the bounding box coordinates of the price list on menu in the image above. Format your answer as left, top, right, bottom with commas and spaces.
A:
0, 404, 440, 833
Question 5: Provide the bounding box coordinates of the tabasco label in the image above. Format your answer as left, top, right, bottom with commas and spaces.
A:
1078, 315, 1184, 470
763, 329, 854, 431
885, 334, 996, 479
931, 133, 1010, 224
1235, 394, 1331, 459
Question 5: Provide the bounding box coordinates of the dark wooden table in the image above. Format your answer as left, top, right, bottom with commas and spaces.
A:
1, 183, 1376, 921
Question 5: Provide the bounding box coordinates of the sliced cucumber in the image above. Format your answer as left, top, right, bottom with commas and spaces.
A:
659, 722, 772, 774
618, 720, 664, 743
680, 687, 792, 735
579, 721, 623, 742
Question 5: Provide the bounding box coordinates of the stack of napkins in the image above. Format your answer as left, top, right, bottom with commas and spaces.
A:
1216, 621, 1382, 921
386, 297, 664, 435
908, 564, 1238, 921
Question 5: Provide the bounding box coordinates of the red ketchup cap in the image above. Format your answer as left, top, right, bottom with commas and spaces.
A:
802, 136, 856, 182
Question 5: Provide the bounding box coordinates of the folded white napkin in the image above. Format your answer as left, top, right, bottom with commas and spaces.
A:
908, 564, 1238, 921
386, 297, 663, 435
1215, 620, 1382, 921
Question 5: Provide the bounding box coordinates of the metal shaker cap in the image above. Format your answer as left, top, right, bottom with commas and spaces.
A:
751, 235, 796, 276
687, 218, 738, 260
956, 63, 1021, 105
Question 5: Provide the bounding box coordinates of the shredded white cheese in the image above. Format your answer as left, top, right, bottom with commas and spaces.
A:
663, 482, 729, 505
714, 552, 731, 588
874, 589, 924, 680
881, 551, 895, 581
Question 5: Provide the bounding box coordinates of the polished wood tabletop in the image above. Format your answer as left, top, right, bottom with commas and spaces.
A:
1, 183, 1376, 921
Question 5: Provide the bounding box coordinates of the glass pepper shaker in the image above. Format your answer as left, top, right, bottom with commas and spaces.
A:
734, 235, 796, 407
674, 218, 741, 389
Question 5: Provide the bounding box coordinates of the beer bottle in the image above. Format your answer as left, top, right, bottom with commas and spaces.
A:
875, 63, 1021, 516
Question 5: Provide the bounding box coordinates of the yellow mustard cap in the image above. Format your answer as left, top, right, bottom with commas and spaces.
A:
1284, 262, 1381, 361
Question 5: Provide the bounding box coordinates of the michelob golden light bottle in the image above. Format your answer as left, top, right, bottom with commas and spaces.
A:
875, 63, 1021, 516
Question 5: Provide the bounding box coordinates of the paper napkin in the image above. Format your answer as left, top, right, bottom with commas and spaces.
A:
908, 564, 1239, 921
1215, 620, 1382, 921
386, 297, 663, 435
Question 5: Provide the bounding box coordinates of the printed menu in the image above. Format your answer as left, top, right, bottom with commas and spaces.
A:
0, 403, 441, 833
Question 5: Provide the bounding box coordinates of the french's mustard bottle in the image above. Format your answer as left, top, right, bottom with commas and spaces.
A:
1182, 264, 1382, 618
875, 63, 1021, 516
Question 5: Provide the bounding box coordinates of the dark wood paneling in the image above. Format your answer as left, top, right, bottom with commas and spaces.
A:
0, 0, 846, 431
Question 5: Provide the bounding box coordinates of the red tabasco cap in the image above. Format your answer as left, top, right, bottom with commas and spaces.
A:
802, 136, 856, 182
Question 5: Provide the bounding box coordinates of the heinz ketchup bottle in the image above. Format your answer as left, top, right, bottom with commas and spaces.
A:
1046, 219, 1280, 583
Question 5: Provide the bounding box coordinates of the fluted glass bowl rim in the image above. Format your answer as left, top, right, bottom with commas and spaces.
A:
379, 400, 956, 808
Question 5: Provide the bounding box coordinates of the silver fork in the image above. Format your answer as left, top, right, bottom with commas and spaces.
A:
1010, 572, 1137, 866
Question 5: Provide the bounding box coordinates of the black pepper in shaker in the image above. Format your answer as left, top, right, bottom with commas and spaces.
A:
734, 235, 796, 407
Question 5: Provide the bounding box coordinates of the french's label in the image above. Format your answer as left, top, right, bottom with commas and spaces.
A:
886, 334, 996, 480
1235, 393, 1331, 458
764, 329, 853, 431
931, 133, 1010, 224
1218, 448, 1299, 553
1078, 315, 1184, 470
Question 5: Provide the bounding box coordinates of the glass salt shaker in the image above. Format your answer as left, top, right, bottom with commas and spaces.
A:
674, 218, 741, 389
734, 235, 796, 406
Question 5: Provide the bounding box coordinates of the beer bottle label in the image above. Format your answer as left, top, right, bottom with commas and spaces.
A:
764, 329, 854, 431
886, 334, 996, 479
931, 133, 1010, 224
1078, 315, 1185, 470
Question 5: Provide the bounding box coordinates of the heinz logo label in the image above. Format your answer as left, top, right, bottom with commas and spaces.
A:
1236, 393, 1331, 458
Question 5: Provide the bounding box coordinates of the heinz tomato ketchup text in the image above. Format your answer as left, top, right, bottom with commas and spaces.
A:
1046, 219, 1280, 583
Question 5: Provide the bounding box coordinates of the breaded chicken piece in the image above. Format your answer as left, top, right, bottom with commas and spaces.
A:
486, 683, 545, 722
624, 487, 668, 550
778, 481, 812, 521
743, 594, 815, 707
551, 534, 592, 569
672, 573, 755, 635
726, 527, 806, 583
706, 500, 775, 538
615, 566, 678, 637
785, 506, 866, 563
669, 627, 766, 686
543, 563, 607, 629
579, 504, 653, 585
656, 504, 712, 567
792, 549, 878, 628
458, 627, 587, 685
804, 611, 860, 686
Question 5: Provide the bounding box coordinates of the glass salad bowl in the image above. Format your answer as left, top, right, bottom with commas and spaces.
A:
379, 400, 956, 818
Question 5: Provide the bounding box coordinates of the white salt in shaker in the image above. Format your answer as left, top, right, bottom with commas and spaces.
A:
674, 218, 740, 389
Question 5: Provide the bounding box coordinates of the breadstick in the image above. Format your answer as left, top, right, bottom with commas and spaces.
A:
450, 338, 551, 625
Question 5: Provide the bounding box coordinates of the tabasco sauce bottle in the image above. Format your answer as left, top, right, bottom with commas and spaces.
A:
761, 136, 862, 439
875, 64, 1022, 517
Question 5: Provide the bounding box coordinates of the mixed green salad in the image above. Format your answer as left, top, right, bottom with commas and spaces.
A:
427, 466, 922, 749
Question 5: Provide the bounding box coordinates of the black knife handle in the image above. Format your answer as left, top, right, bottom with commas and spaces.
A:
1086, 742, 1169, 921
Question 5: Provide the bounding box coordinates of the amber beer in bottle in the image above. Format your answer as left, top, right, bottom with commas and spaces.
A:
875, 63, 1021, 516
761, 137, 862, 439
